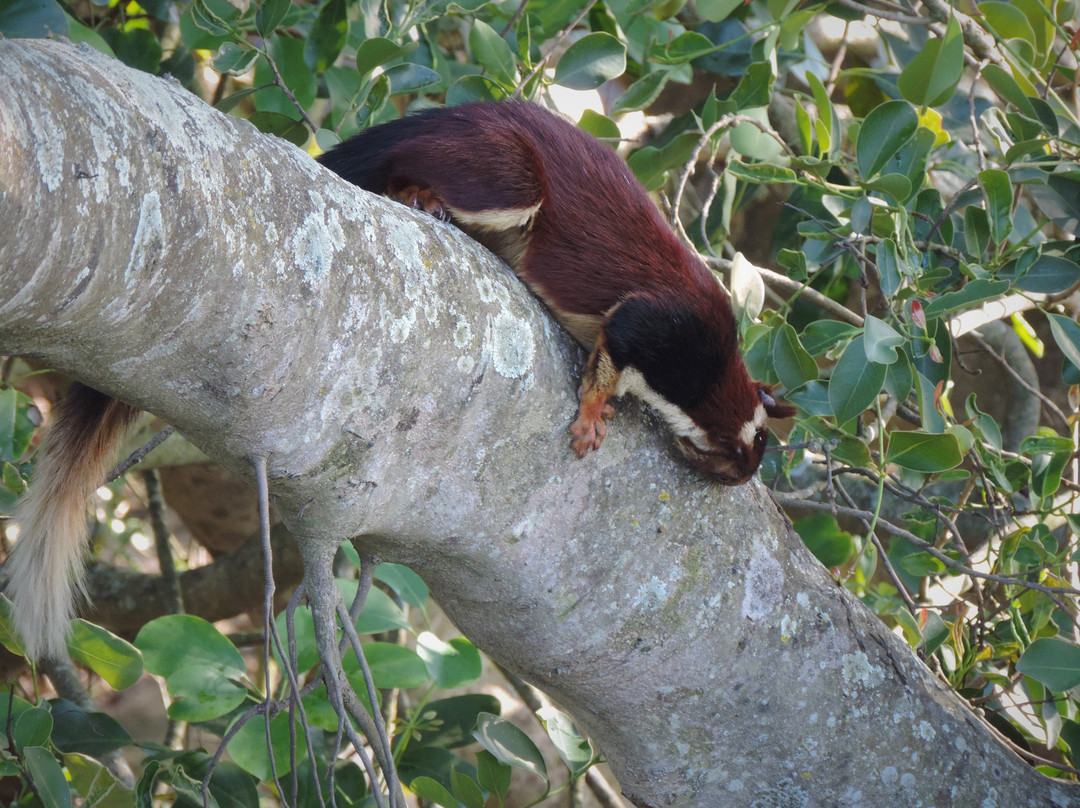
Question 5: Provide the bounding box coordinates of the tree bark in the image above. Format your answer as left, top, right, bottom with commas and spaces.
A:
0, 38, 1076, 808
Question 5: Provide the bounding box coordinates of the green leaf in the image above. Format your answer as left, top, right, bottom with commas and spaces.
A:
555, 33, 626, 90
0, 0, 69, 38
248, 111, 310, 147
828, 336, 886, 425
341, 579, 413, 633
475, 750, 512, 798
979, 169, 1012, 245
856, 100, 918, 180
800, 321, 859, 357
102, 27, 162, 73
730, 106, 782, 160
1003, 255, 1080, 294
136, 615, 245, 678
345, 642, 429, 690
696, 0, 741, 22
409, 777, 459, 808
1017, 638, 1080, 692
228, 712, 305, 780
886, 431, 963, 473
578, 109, 620, 141
884, 351, 913, 403
897, 15, 964, 107
67, 619, 143, 690
921, 279, 1010, 320
613, 70, 671, 114
899, 552, 946, 576
13, 707, 52, 753
354, 38, 411, 77
650, 31, 714, 65
771, 324, 818, 390
981, 64, 1036, 117
537, 707, 593, 778
730, 61, 774, 111
865, 173, 911, 203
0, 388, 35, 463
472, 713, 547, 781
254, 34, 317, 115
793, 513, 855, 568
863, 315, 904, 365
215, 88, 258, 113
417, 633, 482, 689
304, 0, 348, 73
374, 563, 429, 607
963, 206, 990, 259
212, 42, 258, 76
450, 770, 485, 808
24, 747, 71, 808
170, 764, 220, 808
64, 753, 133, 808
979, 2, 1037, 49
875, 238, 903, 297
256, 0, 291, 37
806, 71, 833, 153
384, 63, 443, 96
48, 699, 133, 758
1046, 313, 1080, 370
627, 132, 701, 191
165, 666, 247, 722
274, 604, 318, 672
445, 75, 506, 106
469, 20, 517, 87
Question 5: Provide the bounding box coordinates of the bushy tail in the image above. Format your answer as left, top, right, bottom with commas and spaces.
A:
5, 385, 138, 661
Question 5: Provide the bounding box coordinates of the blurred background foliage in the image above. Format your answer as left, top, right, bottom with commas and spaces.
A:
1, 0, 1080, 802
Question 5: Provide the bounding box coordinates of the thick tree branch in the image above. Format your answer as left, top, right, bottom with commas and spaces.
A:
1, 39, 1076, 808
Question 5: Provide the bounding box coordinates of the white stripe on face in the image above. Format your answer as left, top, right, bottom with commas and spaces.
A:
617, 367, 711, 450
738, 403, 767, 446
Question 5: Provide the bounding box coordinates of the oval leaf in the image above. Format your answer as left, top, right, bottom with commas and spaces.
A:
67, 619, 143, 690
24, 747, 71, 808
472, 713, 547, 781
468, 20, 517, 87
410, 776, 461, 808
772, 324, 818, 390
417, 633, 482, 689
537, 707, 593, 778
828, 336, 886, 425
897, 15, 963, 107
1017, 638, 1080, 692
346, 642, 429, 690
886, 430, 963, 473
856, 100, 918, 180
374, 563, 430, 607
135, 614, 245, 678
555, 33, 626, 90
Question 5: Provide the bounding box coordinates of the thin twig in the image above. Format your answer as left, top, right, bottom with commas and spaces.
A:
107, 425, 175, 482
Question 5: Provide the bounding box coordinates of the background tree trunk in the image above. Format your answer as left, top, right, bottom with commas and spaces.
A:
1, 38, 1076, 808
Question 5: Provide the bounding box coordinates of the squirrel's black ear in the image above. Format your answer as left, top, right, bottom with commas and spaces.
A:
758, 385, 796, 419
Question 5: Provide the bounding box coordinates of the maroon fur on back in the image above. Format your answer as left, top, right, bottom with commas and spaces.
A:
318, 102, 791, 484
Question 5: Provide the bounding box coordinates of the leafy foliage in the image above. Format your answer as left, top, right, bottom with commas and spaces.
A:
1, 0, 1080, 797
